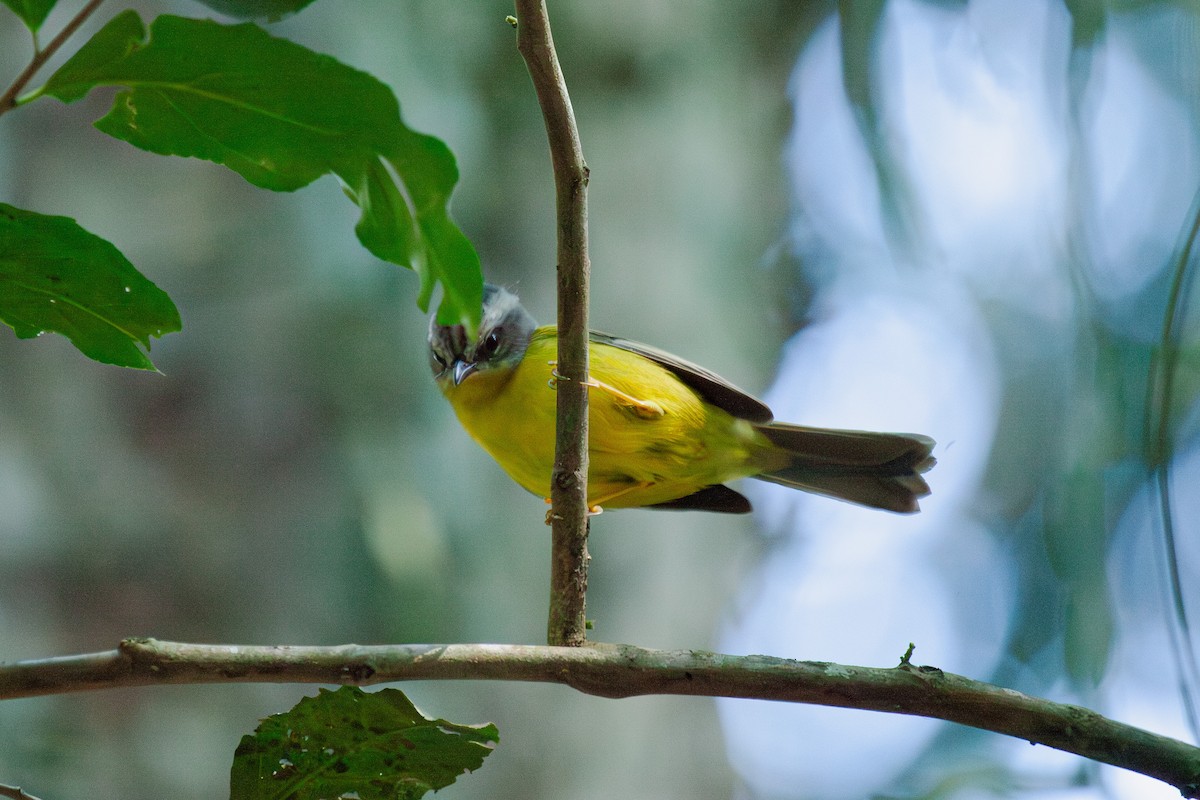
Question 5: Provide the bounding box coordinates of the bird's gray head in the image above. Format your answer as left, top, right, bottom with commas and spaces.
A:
428, 284, 538, 386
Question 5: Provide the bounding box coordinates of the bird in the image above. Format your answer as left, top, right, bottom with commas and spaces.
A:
428, 284, 936, 515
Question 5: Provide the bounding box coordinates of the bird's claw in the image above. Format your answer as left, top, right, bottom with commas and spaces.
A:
543, 498, 603, 525
547, 362, 665, 419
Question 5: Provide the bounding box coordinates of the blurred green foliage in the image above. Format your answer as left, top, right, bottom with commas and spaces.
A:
4, 0, 1196, 798
0, 1, 799, 797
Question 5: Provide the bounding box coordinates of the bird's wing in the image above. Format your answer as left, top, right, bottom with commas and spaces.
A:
647, 484, 753, 513
589, 330, 774, 423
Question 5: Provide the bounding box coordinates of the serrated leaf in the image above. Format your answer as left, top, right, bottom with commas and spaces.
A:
191, 0, 319, 22
0, 204, 180, 370
230, 686, 498, 800
42, 11, 482, 330
1, 0, 56, 33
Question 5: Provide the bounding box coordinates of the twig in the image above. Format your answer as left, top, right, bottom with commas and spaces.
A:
512, 1, 592, 647
1, 638, 1198, 796
0, 786, 42, 800
0, 783, 44, 800
0, 0, 107, 117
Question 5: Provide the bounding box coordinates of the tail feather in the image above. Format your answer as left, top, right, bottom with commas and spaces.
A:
753, 423, 936, 514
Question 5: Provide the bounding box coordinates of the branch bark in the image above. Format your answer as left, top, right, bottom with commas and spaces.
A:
513, 1, 592, 647
1, 638, 1197, 797
0, 784, 45, 800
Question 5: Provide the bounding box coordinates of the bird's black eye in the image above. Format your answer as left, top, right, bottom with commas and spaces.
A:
432, 352, 447, 367
480, 329, 502, 357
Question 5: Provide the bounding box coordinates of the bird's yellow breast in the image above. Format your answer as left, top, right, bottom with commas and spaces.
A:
440, 327, 767, 508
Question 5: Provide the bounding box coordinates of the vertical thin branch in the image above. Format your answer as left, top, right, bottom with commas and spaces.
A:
513, 2, 591, 646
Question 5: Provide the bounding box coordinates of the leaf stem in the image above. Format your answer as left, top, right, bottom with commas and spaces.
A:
512, 1, 592, 647
2, 638, 1199, 797
0, 0, 107, 117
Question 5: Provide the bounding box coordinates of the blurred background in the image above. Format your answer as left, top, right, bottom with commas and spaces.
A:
0, 1, 1197, 798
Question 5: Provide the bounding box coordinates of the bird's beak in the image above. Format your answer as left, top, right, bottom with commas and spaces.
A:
452, 359, 478, 386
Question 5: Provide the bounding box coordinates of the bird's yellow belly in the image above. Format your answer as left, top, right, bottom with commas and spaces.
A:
443, 334, 766, 508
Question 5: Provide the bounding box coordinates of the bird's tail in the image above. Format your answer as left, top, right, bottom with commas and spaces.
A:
752, 423, 936, 514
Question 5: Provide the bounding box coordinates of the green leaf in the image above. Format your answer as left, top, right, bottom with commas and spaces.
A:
42, 11, 482, 330
191, 0, 319, 22
1, 0, 56, 33
42, 12, 381, 190
0, 204, 180, 370
230, 686, 498, 800
344, 129, 485, 329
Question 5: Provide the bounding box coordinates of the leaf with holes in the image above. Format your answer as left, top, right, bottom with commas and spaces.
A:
0, 204, 180, 370
230, 686, 498, 800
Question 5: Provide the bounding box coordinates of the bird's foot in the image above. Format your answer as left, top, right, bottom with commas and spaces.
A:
543, 497, 604, 525
548, 363, 665, 419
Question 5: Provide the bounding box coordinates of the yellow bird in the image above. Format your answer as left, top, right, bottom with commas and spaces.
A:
429, 284, 935, 514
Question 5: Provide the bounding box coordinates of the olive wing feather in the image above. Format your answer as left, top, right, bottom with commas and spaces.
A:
589, 331, 774, 423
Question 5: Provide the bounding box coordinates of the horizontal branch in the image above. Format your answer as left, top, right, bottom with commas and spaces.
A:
1, 639, 1197, 797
